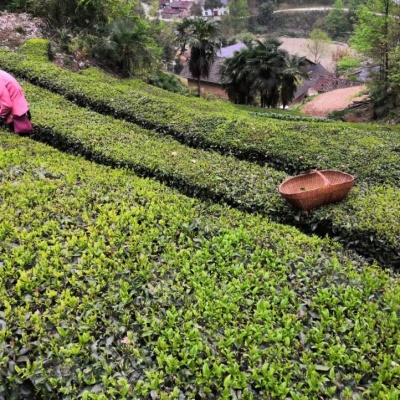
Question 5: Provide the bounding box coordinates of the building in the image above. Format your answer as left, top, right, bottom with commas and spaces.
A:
161, 1, 194, 19
180, 42, 360, 104
180, 43, 247, 98
291, 69, 363, 105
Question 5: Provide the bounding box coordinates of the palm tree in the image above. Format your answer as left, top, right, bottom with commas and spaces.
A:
280, 55, 308, 109
220, 46, 254, 104
175, 18, 192, 57
246, 39, 287, 108
102, 18, 159, 77
219, 37, 308, 108
176, 18, 221, 97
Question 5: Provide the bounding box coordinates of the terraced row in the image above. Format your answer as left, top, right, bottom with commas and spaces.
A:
20, 82, 400, 267
1, 40, 399, 186
1, 133, 400, 399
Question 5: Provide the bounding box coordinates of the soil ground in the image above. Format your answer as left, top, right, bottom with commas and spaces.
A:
0, 11, 45, 49
301, 85, 369, 118
278, 37, 350, 73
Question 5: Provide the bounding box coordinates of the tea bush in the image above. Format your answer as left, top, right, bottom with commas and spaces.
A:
21, 82, 400, 267
248, 111, 335, 123
0, 41, 399, 186
1, 134, 400, 399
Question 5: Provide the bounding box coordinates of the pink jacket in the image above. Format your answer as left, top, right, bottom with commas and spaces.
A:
0, 70, 30, 124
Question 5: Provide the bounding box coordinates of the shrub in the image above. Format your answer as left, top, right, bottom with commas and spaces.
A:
1, 133, 400, 399
18, 81, 400, 267
0, 41, 399, 187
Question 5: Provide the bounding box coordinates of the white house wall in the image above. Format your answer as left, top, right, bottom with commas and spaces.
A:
202, 6, 229, 16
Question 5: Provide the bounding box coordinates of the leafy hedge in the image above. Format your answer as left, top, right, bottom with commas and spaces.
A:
248, 111, 335, 123
19, 82, 400, 267
0, 40, 399, 186
1, 133, 400, 399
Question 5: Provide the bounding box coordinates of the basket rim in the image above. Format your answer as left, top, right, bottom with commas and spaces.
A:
279, 169, 354, 196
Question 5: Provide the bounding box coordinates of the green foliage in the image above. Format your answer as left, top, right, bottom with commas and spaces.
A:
1, 133, 400, 399
204, 0, 221, 12
257, 0, 275, 25
351, 0, 397, 80
350, 0, 400, 116
249, 111, 335, 123
18, 38, 52, 62
225, 0, 249, 35
5, 0, 139, 29
1, 41, 400, 265
234, 32, 256, 47
369, 82, 397, 119
3, 0, 36, 12
308, 29, 331, 64
54, 28, 72, 53
0, 35, 400, 398
100, 17, 161, 77
150, 20, 176, 72
220, 38, 308, 108
1, 41, 399, 186
15, 80, 400, 266
146, 72, 190, 95
256, 10, 330, 37
336, 55, 362, 76
325, 0, 351, 40
175, 18, 222, 97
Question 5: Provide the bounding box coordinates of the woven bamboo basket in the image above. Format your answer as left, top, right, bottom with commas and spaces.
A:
279, 169, 354, 211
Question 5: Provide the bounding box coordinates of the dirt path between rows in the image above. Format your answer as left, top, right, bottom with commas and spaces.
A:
301, 85, 368, 118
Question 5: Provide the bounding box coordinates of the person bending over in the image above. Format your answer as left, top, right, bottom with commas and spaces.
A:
0, 69, 32, 133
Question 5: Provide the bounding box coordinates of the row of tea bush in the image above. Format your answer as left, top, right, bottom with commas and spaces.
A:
1, 133, 400, 399
19, 82, 400, 267
0, 40, 399, 186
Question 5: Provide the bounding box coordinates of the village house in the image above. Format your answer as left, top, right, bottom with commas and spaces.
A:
291, 73, 364, 105
159, 0, 171, 8
202, 0, 228, 17
159, 0, 229, 19
180, 42, 246, 98
180, 43, 342, 104
160, 0, 194, 19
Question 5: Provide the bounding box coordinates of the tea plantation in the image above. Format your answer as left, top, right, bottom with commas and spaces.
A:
10, 81, 399, 266
1, 40, 400, 185
0, 39, 400, 399
1, 134, 400, 399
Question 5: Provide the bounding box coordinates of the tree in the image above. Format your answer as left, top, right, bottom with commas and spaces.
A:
151, 20, 176, 71
175, 18, 221, 97
347, 0, 364, 25
226, 0, 249, 35
280, 55, 308, 109
350, 0, 400, 117
175, 18, 193, 56
246, 38, 287, 108
256, 0, 275, 26
101, 18, 160, 77
325, 0, 351, 40
351, 0, 396, 82
8, 0, 138, 31
220, 38, 308, 108
307, 29, 331, 64
235, 32, 257, 47
220, 46, 255, 104
191, 3, 204, 17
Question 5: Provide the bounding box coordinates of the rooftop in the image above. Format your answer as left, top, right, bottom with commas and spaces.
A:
217, 42, 247, 58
